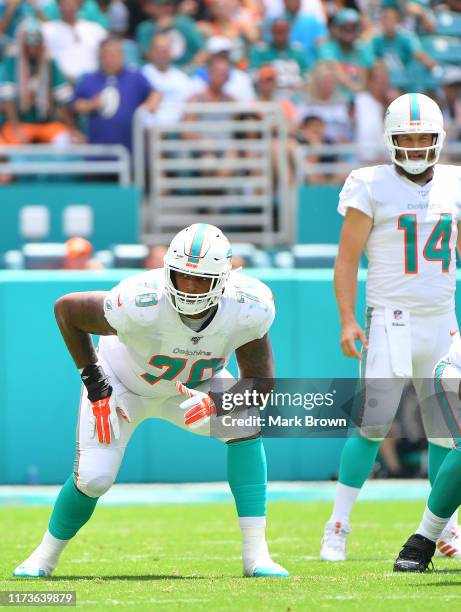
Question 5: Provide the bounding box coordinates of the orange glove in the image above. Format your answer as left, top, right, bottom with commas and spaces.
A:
176, 381, 217, 429
88, 394, 131, 445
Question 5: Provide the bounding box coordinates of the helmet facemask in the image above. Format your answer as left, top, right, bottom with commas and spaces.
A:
385, 131, 445, 175
164, 265, 229, 316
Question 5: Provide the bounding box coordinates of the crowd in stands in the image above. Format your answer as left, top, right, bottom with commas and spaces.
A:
0, 0, 460, 184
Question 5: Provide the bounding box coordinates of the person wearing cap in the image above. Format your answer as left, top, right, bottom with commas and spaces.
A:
63, 237, 103, 270
136, 0, 206, 67
0, 18, 83, 145
372, 6, 439, 90
316, 8, 375, 101
255, 64, 298, 130
189, 35, 255, 102
249, 18, 308, 91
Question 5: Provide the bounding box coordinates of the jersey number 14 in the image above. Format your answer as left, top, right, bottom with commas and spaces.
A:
398, 213, 452, 274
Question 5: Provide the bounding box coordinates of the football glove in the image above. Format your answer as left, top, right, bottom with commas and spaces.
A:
81, 363, 131, 444
176, 381, 217, 429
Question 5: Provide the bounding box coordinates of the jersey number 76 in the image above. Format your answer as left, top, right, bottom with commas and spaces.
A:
398, 213, 452, 274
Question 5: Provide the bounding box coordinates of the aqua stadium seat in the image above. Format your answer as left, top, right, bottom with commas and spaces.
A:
406, 60, 441, 92
22, 243, 67, 270
435, 10, 461, 37
112, 244, 149, 268
421, 36, 461, 65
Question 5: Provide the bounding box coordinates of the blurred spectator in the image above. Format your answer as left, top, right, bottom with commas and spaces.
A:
254, 64, 298, 132
298, 62, 351, 143
142, 32, 194, 124
0, 0, 47, 43
354, 62, 394, 163
42, 0, 108, 82
317, 8, 375, 101
106, 0, 141, 68
0, 19, 82, 145
296, 115, 344, 184
136, 0, 206, 66
381, 0, 435, 35
262, 0, 326, 22
372, 7, 438, 82
445, 0, 461, 12
280, 0, 327, 67
249, 18, 307, 90
190, 35, 255, 102
42, 0, 109, 27
184, 55, 236, 192
186, 53, 235, 109
63, 236, 103, 269
198, 0, 260, 52
73, 37, 160, 150
439, 65, 461, 145
145, 244, 167, 268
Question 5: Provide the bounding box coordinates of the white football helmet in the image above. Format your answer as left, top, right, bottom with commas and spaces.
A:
164, 223, 232, 316
384, 93, 445, 175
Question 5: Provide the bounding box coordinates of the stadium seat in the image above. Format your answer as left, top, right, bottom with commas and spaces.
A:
3, 250, 24, 270
23, 243, 67, 270
421, 36, 461, 65
112, 244, 149, 268
435, 10, 461, 38
292, 244, 338, 268
231, 243, 272, 268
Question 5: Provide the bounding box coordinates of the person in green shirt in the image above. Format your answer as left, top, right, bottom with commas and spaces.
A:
0, 19, 82, 144
249, 19, 308, 91
373, 6, 438, 87
316, 8, 375, 101
136, 0, 206, 67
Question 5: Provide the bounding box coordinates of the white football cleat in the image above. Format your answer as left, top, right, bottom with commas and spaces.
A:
320, 520, 351, 561
435, 526, 461, 559
13, 556, 54, 578
244, 557, 289, 578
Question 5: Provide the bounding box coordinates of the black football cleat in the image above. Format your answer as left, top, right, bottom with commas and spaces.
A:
393, 534, 436, 572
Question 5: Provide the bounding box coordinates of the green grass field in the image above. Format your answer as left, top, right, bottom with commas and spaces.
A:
2, 501, 461, 610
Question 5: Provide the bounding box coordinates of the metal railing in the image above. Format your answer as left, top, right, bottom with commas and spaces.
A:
296, 141, 461, 182
134, 102, 295, 247
0, 144, 131, 185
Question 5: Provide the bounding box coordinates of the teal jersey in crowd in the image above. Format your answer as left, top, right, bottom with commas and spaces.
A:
0, 55, 72, 123
372, 29, 421, 66
317, 38, 375, 99
136, 16, 204, 65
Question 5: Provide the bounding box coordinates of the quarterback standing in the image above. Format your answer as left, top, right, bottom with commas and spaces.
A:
320, 93, 461, 561
14, 223, 288, 579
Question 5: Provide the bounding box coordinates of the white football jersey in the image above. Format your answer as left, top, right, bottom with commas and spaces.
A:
99, 269, 275, 397
338, 164, 461, 315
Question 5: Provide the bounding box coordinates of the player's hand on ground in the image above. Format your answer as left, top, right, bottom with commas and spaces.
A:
340, 321, 368, 359
176, 381, 217, 429
88, 393, 131, 445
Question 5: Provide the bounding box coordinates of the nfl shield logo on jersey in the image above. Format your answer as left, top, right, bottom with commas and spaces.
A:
393, 310, 403, 320
191, 336, 202, 345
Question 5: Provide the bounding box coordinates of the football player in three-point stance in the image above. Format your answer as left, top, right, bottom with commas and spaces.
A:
14, 223, 288, 579
320, 93, 461, 562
